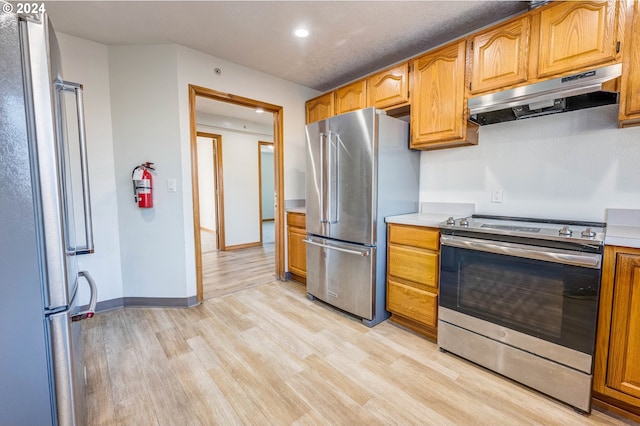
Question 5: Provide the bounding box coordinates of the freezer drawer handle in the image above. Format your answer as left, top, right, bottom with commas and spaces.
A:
72, 271, 97, 322
303, 239, 369, 256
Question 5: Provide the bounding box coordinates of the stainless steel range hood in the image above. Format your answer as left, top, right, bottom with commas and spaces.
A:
468, 63, 622, 125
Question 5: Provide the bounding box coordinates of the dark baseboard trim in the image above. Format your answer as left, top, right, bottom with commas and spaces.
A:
88, 296, 199, 313
94, 298, 125, 312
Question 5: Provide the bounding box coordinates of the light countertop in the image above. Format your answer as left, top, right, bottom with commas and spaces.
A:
605, 225, 640, 249
604, 209, 640, 249
286, 207, 306, 214
385, 202, 475, 228
385, 213, 452, 228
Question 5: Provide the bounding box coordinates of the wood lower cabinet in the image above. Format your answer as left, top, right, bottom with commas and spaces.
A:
386, 223, 440, 339
305, 93, 334, 124
593, 245, 640, 422
619, 0, 640, 126
537, 0, 621, 78
411, 40, 478, 150
287, 212, 306, 283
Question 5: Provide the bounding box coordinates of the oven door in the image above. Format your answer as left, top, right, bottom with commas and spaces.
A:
439, 235, 602, 358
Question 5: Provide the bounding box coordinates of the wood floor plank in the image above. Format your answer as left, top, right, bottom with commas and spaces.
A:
285, 363, 379, 425
106, 346, 159, 426
206, 365, 272, 425
170, 351, 242, 425
83, 315, 117, 426
186, 335, 222, 370
156, 326, 192, 359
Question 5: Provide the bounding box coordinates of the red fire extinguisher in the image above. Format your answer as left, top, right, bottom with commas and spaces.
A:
132, 162, 154, 208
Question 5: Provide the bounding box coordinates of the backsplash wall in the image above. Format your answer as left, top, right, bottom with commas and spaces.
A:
419, 105, 640, 222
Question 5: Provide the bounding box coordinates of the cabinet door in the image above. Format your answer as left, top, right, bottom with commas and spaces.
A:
368, 63, 410, 109
538, 0, 619, 78
619, 0, 640, 125
411, 40, 474, 148
387, 244, 439, 289
288, 226, 307, 278
306, 93, 334, 124
607, 252, 640, 399
389, 224, 439, 251
387, 280, 438, 327
470, 16, 531, 94
335, 80, 367, 115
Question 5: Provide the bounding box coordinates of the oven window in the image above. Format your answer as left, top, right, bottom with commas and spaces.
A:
440, 246, 600, 355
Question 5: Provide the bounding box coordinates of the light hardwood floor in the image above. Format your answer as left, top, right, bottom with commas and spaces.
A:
202, 243, 275, 299
85, 278, 637, 426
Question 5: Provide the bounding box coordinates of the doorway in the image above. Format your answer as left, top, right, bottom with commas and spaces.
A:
189, 85, 285, 303
258, 141, 275, 245
196, 131, 224, 251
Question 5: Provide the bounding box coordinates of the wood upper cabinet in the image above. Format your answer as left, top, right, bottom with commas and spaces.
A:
386, 223, 440, 340
537, 0, 620, 78
469, 16, 531, 94
335, 80, 367, 115
619, 0, 640, 126
368, 63, 410, 109
593, 246, 640, 421
305, 92, 334, 124
411, 40, 478, 150
287, 212, 306, 283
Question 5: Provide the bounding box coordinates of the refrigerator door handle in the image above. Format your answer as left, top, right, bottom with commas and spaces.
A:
319, 132, 328, 224
55, 80, 94, 255
71, 271, 97, 321
327, 133, 339, 224
303, 238, 370, 257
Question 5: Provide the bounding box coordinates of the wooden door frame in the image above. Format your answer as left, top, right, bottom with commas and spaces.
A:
257, 141, 274, 245
196, 131, 225, 251
189, 84, 285, 303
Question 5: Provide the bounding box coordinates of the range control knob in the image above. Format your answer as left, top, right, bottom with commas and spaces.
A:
446, 216, 456, 225
581, 227, 596, 238
459, 217, 469, 227
559, 226, 573, 236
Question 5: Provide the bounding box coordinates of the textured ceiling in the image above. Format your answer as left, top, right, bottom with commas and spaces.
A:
45, 1, 530, 92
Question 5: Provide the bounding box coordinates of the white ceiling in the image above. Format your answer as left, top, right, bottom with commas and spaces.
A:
45, 1, 530, 92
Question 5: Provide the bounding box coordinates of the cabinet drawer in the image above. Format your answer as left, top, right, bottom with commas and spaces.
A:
388, 244, 438, 288
388, 224, 439, 251
387, 280, 438, 327
287, 212, 306, 229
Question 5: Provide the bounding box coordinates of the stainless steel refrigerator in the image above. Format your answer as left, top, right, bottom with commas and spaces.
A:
0, 10, 97, 425
304, 108, 419, 327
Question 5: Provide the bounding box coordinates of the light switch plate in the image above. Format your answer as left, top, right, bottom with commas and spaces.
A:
167, 179, 177, 193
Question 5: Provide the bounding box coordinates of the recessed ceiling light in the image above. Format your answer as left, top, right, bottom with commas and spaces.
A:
256, 108, 264, 114
293, 27, 310, 38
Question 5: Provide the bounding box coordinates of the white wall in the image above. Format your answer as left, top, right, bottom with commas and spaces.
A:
56, 33, 123, 304
196, 136, 216, 230
261, 151, 275, 220
420, 105, 640, 222
108, 44, 189, 298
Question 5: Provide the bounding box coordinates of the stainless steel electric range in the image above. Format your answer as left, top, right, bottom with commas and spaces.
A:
437, 215, 605, 413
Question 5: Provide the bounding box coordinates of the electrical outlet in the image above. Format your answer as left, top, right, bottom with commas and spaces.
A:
491, 188, 504, 203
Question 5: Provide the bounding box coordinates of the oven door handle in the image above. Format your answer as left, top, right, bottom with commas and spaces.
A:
440, 235, 601, 268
